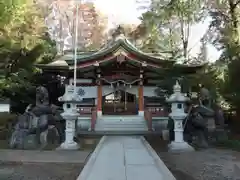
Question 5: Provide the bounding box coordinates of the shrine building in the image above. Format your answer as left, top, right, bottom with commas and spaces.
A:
38, 34, 204, 133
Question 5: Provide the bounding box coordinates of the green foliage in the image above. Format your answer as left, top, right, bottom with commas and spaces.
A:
139, 0, 240, 112
215, 139, 240, 151
220, 59, 240, 110
205, 0, 240, 111
0, 0, 56, 109
138, 0, 205, 62
0, 112, 17, 128
139, 3, 182, 55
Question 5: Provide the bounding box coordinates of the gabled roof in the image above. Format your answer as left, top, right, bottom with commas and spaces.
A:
66, 34, 176, 67
37, 34, 205, 72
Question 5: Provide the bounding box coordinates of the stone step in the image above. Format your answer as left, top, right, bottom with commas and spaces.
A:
99, 119, 145, 122
97, 121, 146, 125
95, 123, 147, 127
95, 129, 148, 132
95, 125, 148, 129
95, 125, 147, 129
98, 115, 143, 122
95, 122, 148, 131
95, 129, 148, 131
95, 115, 148, 131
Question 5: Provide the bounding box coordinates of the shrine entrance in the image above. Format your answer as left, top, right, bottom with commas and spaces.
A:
103, 89, 137, 115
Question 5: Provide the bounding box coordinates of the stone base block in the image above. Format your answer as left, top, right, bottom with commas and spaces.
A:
23, 134, 38, 150
168, 141, 194, 152
162, 130, 169, 141
97, 111, 102, 117
56, 141, 80, 150
138, 111, 144, 116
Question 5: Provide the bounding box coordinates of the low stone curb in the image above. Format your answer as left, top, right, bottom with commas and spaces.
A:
0, 149, 90, 164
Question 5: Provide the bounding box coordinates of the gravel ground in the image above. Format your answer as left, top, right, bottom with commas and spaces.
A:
146, 137, 240, 180
1, 137, 240, 180
159, 149, 240, 180
0, 162, 84, 180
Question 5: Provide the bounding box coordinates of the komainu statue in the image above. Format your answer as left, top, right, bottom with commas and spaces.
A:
184, 105, 209, 148
198, 84, 211, 108
183, 85, 226, 148
9, 86, 64, 149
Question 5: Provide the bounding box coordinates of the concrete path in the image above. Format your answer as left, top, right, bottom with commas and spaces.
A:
0, 149, 90, 163
77, 136, 176, 180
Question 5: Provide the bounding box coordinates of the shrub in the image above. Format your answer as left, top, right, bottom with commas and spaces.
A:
0, 112, 17, 128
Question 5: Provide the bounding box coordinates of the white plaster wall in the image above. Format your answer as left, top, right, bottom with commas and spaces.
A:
102, 86, 139, 96
126, 87, 138, 96
102, 86, 158, 97
0, 104, 10, 112
69, 85, 157, 99
75, 86, 97, 98
143, 86, 157, 97
102, 86, 115, 96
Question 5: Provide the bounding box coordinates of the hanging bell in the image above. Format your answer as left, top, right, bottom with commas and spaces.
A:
129, 84, 132, 88
110, 83, 113, 88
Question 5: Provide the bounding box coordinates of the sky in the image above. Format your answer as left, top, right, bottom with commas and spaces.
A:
93, 0, 221, 62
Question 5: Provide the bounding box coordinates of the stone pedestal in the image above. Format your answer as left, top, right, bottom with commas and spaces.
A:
57, 111, 79, 150
207, 117, 216, 131
168, 141, 194, 152
168, 115, 194, 152
23, 134, 38, 150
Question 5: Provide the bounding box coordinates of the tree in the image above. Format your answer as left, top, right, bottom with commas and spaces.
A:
83, 5, 108, 50
138, 8, 182, 55
136, 0, 205, 62
205, 0, 240, 112
0, 0, 57, 110
45, 0, 108, 52
168, 0, 205, 61
0, 0, 56, 70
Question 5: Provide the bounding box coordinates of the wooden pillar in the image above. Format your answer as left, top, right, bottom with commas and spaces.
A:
138, 81, 144, 116
97, 75, 102, 116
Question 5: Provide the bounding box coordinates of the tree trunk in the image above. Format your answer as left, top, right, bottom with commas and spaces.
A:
228, 0, 240, 44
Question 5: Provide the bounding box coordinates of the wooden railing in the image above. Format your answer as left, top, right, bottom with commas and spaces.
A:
103, 102, 138, 115
144, 109, 153, 131
91, 107, 97, 131
78, 107, 92, 115
145, 106, 169, 117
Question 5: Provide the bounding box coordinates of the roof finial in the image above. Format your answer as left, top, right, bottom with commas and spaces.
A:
112, 25, 125, 41
173, 80, 181, 93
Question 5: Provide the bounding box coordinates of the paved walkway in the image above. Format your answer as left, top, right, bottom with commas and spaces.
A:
0, 149, 90, 163
77, 136, 175, 180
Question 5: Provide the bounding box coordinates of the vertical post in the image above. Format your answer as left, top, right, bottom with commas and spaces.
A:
73, 1, 79, 94
97, 78, 102, 116
114, 88, 116, 112
138, 81, 144, 116
124, 88, 127, 110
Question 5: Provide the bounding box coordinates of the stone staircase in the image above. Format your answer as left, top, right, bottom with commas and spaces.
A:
94, 115, 148, 132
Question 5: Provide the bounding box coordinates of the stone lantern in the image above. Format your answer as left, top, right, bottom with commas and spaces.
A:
166, 81, 194, 152
57, 85, 80, 150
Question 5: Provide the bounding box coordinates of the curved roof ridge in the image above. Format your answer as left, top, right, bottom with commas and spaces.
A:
93, 39, 117, 54
123, 38, 141, 51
